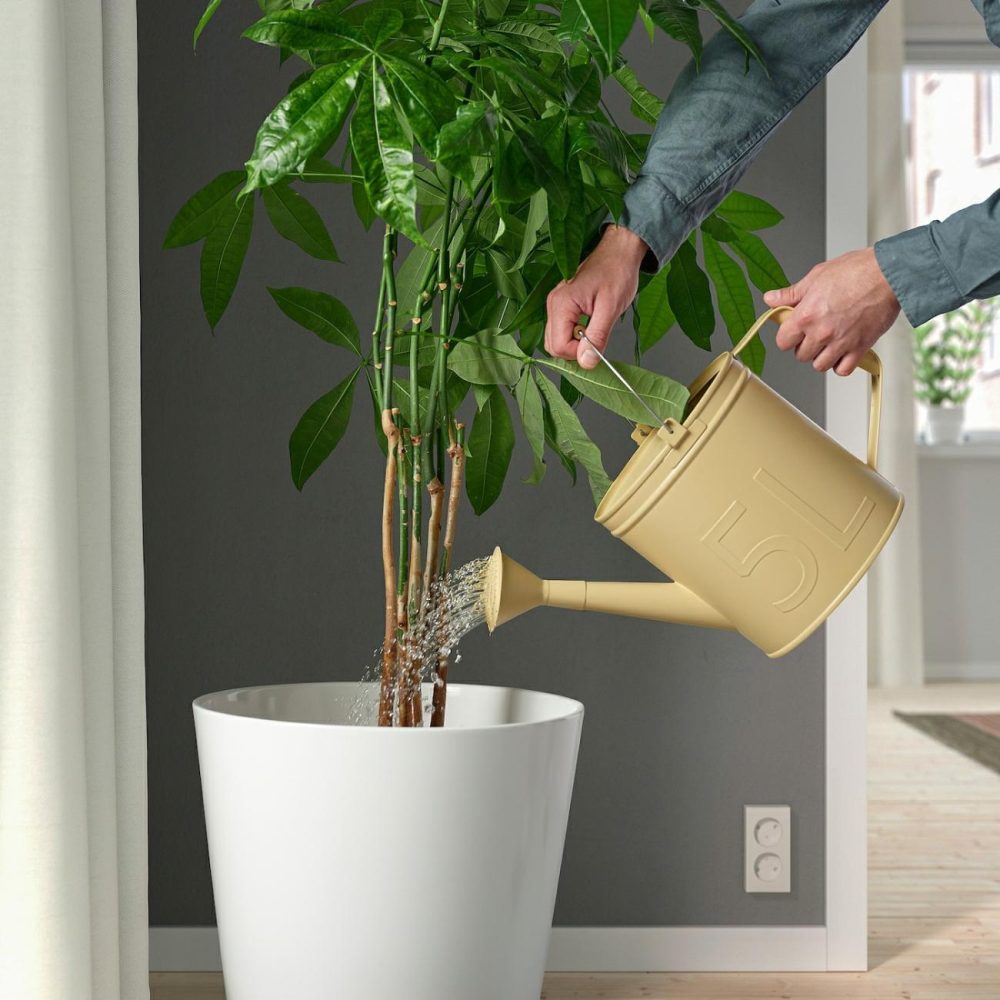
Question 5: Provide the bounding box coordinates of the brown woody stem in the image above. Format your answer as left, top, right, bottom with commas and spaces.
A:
378, 411, 400, 726
431, 424, 465, 728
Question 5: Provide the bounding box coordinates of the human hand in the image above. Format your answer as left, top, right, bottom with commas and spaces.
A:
762, 248, 900, 375
544, 225, 649, 369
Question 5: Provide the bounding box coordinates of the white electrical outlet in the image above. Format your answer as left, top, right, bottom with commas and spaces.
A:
745, 805, 791, 893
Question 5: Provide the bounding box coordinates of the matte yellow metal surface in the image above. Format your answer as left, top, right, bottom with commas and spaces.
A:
486, 307, 904, 658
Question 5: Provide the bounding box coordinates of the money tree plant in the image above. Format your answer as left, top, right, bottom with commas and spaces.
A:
167, 0, 788, 727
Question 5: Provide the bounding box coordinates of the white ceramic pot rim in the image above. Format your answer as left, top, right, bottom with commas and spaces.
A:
193, 681, 584, 733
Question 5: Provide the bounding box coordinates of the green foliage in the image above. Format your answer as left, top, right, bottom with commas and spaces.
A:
289, 368, 360, 489
168, 0, 785, 512
466, 386, 515, 514
913, 301, 995, 407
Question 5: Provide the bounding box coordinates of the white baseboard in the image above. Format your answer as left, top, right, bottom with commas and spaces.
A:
150, 925, 829, 974
925, 661, 1000, 682
546, 926, 828, 972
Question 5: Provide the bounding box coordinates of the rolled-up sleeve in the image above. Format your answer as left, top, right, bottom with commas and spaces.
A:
620, 0, 888, 272
874, 190, 1000, 326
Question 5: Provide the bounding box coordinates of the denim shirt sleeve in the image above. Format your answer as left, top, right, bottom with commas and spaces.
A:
874, 192, 1000, 327
619, 0, 888, 272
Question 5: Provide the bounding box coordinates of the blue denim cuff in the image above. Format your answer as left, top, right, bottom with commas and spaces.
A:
617, 174, 695, 275
874, 225, 968, 328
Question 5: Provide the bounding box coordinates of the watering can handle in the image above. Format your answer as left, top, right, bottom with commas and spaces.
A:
732, 306, 883, 470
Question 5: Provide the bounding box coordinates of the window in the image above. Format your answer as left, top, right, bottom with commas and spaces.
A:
976, 74, 1000, 163
904, 68, 1000, 436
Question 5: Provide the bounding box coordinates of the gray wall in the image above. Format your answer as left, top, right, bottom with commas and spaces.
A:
919, 451, 1000, 679
140, 2, 827, 928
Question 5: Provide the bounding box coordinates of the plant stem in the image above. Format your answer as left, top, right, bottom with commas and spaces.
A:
428, 0, 451, 54
396, 433, 411, 725
381, 229, 399, 412
406, 436, 424, 726
431, 423, 465, 728
378, 414, 399, 726
371, 234, 390, 410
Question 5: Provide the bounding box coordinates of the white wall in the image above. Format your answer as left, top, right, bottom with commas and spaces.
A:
904, 0, 999, 62
919, 448, 1000, 680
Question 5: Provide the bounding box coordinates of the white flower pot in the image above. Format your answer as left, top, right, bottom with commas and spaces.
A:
193, 682, 584, 1000
923, 404, 966, 445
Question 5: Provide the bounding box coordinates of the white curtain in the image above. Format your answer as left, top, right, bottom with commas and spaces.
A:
867, 0, 926, 687
0, 0, 148, 997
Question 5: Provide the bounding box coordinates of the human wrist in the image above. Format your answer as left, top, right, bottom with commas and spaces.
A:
600, 224, 649, 268
866, 246, 899, 309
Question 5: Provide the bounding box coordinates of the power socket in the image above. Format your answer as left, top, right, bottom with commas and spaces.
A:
745, 805, 791, 893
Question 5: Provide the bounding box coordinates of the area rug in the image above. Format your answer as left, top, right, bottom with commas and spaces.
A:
894, 712, 1000, 776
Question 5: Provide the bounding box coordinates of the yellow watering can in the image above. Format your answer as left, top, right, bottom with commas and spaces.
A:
485, 307, 904, 658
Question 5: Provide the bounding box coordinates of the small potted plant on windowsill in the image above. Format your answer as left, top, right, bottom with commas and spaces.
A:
914, 300, 995, 445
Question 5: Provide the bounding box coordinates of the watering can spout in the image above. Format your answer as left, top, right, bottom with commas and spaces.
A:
483, 548, 732, 634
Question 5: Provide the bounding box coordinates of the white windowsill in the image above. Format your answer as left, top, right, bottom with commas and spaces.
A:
917, 441, 1000, 459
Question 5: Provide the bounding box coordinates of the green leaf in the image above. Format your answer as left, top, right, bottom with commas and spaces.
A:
612, 65, 663, 126
164, 171, 245, 249
549, 166, 585, 279
350, 149, 376, 229
535, 373, 611, 505
436, 102, 492, 188
504, 261, 561, 333
494, 128, 537, 205
637, 4, 656, 42
289, 369, 359, 490
297, 157, 352, 183
193, 0, 224, 50
477, 55, 563, 105
540, 357, 687, 423
514, 189, 548, 270
390, 374, 467, 431
381, 54, 456, 154
465, 387, 515, 515
242, 8, 368, 58
701, 232, 763, 373
486, 20, 563, 53
697, 0, 766, 72
268, 286, 361, 354
576, 0, 638, 73
448, 328, 526, 386
485, 249, 527, 301
560, 375, 582, 408
520, 119, 576, 213
563, 59, 602, 113
199, 194, 255, 329
514, 369, 546, 483
245, 58, 364, 192
363, 8, 403, 46
262, 182, 339, 260
646, 0, 702, 66
634, 267, 676, 352
699, 212, 737, 242
667, 239, 715, 350
716, 190, 783, 230
350, 67, 420, 243
727, 229, 789, 293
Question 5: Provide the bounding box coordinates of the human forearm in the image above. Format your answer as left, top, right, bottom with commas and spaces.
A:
621, 0, 888, 271
874, 189, 1000, 327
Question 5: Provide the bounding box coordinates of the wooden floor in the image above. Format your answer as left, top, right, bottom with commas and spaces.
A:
151, 684, 1000, 1000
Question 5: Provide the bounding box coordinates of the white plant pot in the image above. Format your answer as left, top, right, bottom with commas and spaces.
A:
923, 404, 966, 445
193, 682, 584, 1000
